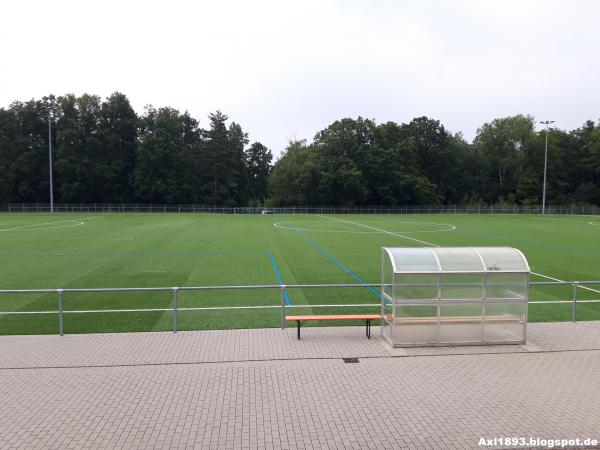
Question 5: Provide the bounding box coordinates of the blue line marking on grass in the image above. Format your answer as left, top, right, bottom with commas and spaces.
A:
282, 223, 381, 299
268, 252, 291, 305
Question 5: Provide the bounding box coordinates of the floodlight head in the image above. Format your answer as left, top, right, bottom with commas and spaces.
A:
540, 120, 555, 125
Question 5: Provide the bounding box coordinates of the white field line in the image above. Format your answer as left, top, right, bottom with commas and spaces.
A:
0, 220, 83, 232
529, 217, 600, 225
322, 217, 600, 296
0, 216, 103, 232
321, 216, 440, 247
530, 217, 590, 224
274, 223, 381, 234
532, 272, 600, 295
273, 221, 455, 234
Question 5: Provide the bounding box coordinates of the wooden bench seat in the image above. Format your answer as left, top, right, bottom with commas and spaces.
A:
285, 314, 381, 340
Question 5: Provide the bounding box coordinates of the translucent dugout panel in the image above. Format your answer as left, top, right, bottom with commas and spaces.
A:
393, 305, 438, 345
483, 302, 527, 342
394, 274, 439, 301
439, 303, 482, 343
385, 247, 440, 272
486, 273, 528, 300
440, 274, 484, 300
381, 247, 529, 347
435, 247, 484, 272
477, 247, 529, 271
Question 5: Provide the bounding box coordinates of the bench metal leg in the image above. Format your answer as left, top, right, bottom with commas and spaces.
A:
366, 319, 371, 339
297, 321, 301, 340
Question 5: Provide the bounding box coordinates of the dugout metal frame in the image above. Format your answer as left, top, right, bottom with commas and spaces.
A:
381, 247, 530, 347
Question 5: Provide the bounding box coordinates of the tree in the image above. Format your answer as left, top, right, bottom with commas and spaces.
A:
55, 94, 103, 202
0, 108, 21, 202
268, 140, 312, 206
202, 111, 230, 205
2, 92, 600, 208
6, 98, 55, 202
473, 115, 536, 203
366, 121, 441, 205
227, 122, 249, 205
311, 117, 376, 205
399, 117, 450, 198
574, 120, 600, 204
97, 92, 139, 202
133, 106, 199, 202
445, 133, 478, 204
245, 142, 272, 205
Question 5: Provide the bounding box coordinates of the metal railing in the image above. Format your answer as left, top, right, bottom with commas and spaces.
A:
1, 280, 599, 335
3, 203, 600, 215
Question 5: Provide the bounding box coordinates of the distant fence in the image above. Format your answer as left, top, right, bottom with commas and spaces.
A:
3, 203, 600, 215
0, 281, 598, 335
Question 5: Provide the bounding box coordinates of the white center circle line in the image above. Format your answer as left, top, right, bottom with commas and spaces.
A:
273, 220, 456, 235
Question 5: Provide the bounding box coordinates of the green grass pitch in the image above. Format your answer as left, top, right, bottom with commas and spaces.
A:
0, 213, 599, 335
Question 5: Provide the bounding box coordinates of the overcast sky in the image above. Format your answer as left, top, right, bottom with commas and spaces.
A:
1, 0, 598, 156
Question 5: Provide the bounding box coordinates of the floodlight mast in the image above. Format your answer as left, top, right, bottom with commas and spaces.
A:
540, 120, 555, 215
48, 110, 54, 214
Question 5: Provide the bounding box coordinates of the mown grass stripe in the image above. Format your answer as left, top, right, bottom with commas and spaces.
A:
282, 222, 381, 299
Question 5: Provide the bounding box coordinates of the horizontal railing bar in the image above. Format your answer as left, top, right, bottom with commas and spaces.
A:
529, 299, 600, 304
48, 287, 174, 293
0, 284, 381, 294
0, 287, 172, 294
1, 299, 598, 316
0, 303, 381, 315
0, 280, 598, 295
393, 299, 526, 304
286, 304, 378, 307
387, 270, 530, 274
0, 289, 58, 294
177, 284, 381, 290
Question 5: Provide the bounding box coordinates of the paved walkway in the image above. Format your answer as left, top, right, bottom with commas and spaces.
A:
1, 322, 599, 449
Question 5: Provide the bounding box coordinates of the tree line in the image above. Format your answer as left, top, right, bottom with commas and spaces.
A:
0, 93, 272, 206
1, 92, 599, 207
270, 116, 600, 207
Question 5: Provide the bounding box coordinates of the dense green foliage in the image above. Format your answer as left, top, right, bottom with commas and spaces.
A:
269, 116, 600, 207
0, 213, 598, 334
1, 92, 599, 206
0, 94, 272, 206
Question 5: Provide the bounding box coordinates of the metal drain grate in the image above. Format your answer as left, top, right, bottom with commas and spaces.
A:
343, 358, 360, 364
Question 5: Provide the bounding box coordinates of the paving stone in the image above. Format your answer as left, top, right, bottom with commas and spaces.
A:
0, 322, 599, 448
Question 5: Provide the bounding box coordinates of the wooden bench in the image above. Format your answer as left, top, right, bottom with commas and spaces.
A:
285, 314, 381, 340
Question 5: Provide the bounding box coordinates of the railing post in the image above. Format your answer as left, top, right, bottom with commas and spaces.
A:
280, 286, 286, 330
57, 289, 64, 336
172, 287, 178, 333
572, 282, 578, 323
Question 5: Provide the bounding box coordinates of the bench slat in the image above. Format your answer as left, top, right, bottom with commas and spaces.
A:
285, 314, 381, 321
286, 315, 380, 340
384, 315, 521, 324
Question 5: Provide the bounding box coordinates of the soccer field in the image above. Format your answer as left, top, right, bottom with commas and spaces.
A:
1, 213, 599, 335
